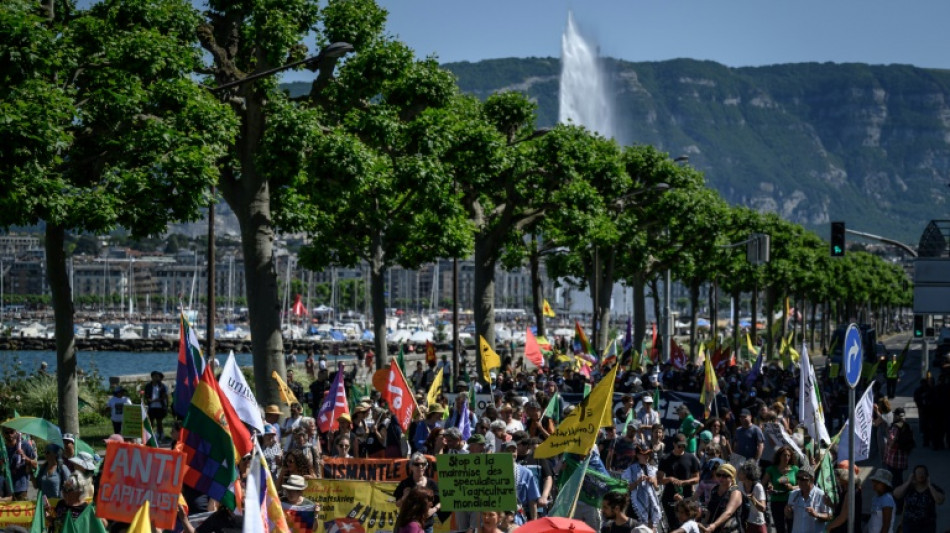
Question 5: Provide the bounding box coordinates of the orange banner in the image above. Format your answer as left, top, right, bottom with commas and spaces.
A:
0, 501, 36, 528
96, 441, 186, 530
322, 455, 436, 481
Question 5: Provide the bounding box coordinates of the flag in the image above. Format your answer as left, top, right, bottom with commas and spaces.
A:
219, 351, 266, 434
425, 340, 437, 366
837, 384, 875, 462
141, 402, 158, 448
534, 365, 619, 459
127, 501, 151, 533
745, 348, 764, 387
670, 340, 687, 369
397, 345, 406, 375
601, 338, 618, 368
202, 364, 253, 458
291, 294, 307, 317
583, 383, 592, 398
650, 322, 659, 363
479, 336, 501, 382
174, 312, 205, 418
816, 450, 839, 506
745, 332, 758, 361
700, 349, 720, 417
799, 343, 831, 446
29, 490, 43, 533
618, 408, 635, 435
262, 447, 291, 533
272, 371, 300, 406
61, 504, 107, 533
548, 455, 590, 518
524, 328, 545, 368
0, 432, 12, 494
459, 396, 473, 440
317, 364, 349, 433
543, 392, 561, 424
383, 360, 417, 433
558, 456, 629, 509
542, 299, 556, 318
243, 445, 264, 533
181, 372, 241, 509
426, 367, 444, 407
574, 321, 594, 360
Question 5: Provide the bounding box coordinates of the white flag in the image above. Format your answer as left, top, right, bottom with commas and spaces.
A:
218, 351, 265, 433
838, 385, 875, 462
243, 444, 264, 533
799, 343, 831, 446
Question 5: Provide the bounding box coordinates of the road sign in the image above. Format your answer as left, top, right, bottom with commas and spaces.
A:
843, 323, 863, 388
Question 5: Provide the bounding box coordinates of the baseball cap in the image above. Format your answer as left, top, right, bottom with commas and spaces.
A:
467, 434, 486, 445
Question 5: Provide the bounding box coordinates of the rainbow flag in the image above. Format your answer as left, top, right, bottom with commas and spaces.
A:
181, 376, 240, 509
574, 321, 598, 364
174, 312, 205, 417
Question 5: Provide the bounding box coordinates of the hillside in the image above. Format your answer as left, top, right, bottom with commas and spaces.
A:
441, 58, 950, 243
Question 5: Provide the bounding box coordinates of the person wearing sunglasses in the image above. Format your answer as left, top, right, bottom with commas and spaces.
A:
704, 464, 743, 533
394, 453, 441, 533
620, 442, 661, 530
658, 434, 701, 530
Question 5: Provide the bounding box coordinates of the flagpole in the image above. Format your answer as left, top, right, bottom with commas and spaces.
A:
567, 456, 591, 518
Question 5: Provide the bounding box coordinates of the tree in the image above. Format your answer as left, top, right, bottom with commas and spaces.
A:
0, 0, 233, 432
272, 48, 469, 368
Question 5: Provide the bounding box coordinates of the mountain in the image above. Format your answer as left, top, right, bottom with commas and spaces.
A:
442, 58, 950, 244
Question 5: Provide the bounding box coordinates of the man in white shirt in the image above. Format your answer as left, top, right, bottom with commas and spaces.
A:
785, 464, 831, 533
637, 396, 661, 444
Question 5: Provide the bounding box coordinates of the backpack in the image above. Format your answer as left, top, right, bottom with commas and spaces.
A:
897, 422, 916, 452
733, 485, 752, 526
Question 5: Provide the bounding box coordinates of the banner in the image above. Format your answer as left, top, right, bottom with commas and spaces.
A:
533, 365, 618, 458
218, 351, 265, 433
838, 385, 875, 462
0, 501, 35, 529
96, 441, 186, 529
321, 457, 435, 482
121, 400, 143, 440
304, 479, 398, 533
435, 453, 517, 511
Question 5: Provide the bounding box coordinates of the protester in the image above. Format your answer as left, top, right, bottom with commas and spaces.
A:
478, 510, 504, 533
737, 460, 767, 533
280, 474, 318, 510
394, 486, 435, 533
35, 443, 71, 500
670, 499, 704, 533
621, 442, 662, 530
704, 463, 743, 533
0, 428, 36, 500
657, 434, 701, 530
784, 464, 830, 533
144, 370, 169, 442
734, 409, 764, 465
761, 446, 798, 533
106, 387, 133, 435
894, 464, 944, 533
394, 453, 441, 533
883, 407, 913, 487
867, 469, 897, 533
600, 490, 636, 533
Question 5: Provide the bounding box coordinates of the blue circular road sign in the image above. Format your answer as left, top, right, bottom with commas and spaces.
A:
844, 323, 863, 388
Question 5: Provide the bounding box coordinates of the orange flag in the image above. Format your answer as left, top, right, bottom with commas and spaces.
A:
425, 340, 437, 366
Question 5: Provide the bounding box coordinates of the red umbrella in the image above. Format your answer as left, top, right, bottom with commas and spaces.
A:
517, 518, 596, 533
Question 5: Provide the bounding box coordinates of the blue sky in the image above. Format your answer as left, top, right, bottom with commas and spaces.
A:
372, 1, 950, 69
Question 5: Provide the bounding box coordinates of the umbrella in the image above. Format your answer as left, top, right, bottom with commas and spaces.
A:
2, 416, 64, 448
517, 518, 596, 533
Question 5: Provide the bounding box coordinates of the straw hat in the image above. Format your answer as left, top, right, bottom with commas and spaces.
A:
264, 405, 282, 415
282, 474, 307, 491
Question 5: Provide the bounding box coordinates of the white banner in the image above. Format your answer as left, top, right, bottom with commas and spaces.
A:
838, 385, 875, 462
218, 351, 265, 433
800, 344, 831, 445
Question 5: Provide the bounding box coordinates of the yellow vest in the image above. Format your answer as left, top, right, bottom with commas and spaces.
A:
887, 360, 899, 378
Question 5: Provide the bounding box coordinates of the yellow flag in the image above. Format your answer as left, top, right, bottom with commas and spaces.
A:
542, 299, 556, 318
272, 371, 299, 406
128, 500, 151, 533
534, 365, 619, 459
745, 332, 758, 358
427, 367, 444, 407
479, 336, 501, 381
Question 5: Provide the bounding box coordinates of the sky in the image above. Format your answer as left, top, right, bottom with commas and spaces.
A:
369, 1, 950, 70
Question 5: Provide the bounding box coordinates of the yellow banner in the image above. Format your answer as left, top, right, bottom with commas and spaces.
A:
427, 367, 444, 407
533, 365, 619, 459
304, 479, 455, 533
479, 336, 501, 381
0, 501, 36, 529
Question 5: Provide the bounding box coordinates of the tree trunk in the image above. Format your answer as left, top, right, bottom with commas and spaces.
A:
751, 284, 759, 347
810, 300, 818, 350
473, 234, 497, 381
529, 240, 545, 339
731, 287, 741, 359
218, 96, 286, 408
588, 248, 615, 355
371, 236, 388, 368
765, 286, 775, 360
47, 224, 78, 434
711, 279, 719, 355
649, 277, 662, 357
633, 275, 646, 350
689, 279, 699, 360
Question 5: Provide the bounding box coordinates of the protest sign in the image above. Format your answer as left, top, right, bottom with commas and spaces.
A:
304, 479, 398, 533
534, 365, 619, 458
121, 403, 143, 440
96, 441, 186, 529
321, 456, 436, 481
436, 453, 517, 512
0, 501, 35, 529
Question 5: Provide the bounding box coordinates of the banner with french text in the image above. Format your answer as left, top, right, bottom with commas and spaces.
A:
436, 453, 517, 512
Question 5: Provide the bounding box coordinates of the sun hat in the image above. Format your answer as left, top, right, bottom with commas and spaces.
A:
62, 433, 76, 443
337, 413, 352, 424
281, 474, 308, 491
868, 469, 893, 488
263, 424, 278, 435
150, 371, 164, 380
427, 404, 445, 416
104, 434, 125, 444
69, 451, 97, 471
467, 434, 486, 445
716, 464, 737, 479
501, 440, 517, 450
797, 464, 816, 479
264, 404, 282, 415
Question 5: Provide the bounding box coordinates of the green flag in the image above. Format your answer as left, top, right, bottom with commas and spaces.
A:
558, 456, 628, 508
543, 392, 561, 424
618, 408, 635, 435
583, 383, 592, 398
653, 386, 661, 407
397, 346, 406, 375
549, 455, 590, 518
0, 434, 13, 494
141, 402, 159, 447
29, 490, 44, 533
61, 504, 107, 533
816, 450, 838, 506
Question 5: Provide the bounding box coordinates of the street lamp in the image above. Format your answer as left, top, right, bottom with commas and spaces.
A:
204, 42, 353, 359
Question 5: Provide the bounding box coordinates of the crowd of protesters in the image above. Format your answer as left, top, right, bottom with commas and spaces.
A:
1, 336, 948, 533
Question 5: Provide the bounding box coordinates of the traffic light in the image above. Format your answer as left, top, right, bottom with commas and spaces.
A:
914, 314, 925, 338
831, 221, 846, 257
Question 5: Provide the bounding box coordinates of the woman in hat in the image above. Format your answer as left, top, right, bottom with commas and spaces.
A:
280, 474, 317, 511
332, 412, 359, 458
867, 468, 897, 533
351, 402, 372, 457
260, 424, 283, 478
704, 464, 743, 533
66, 451, 97, 503
35, 443, 71, 500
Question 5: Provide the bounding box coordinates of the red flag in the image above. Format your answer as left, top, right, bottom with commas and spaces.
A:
712, 347, 735, 374
317, 364, 349, 433
524, 328, 545, 369
291, 294, 307, 317
382, 360, 417, 432
650, 322, 659, 363
201, 363, 253, 457
425, 340, 437, 366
